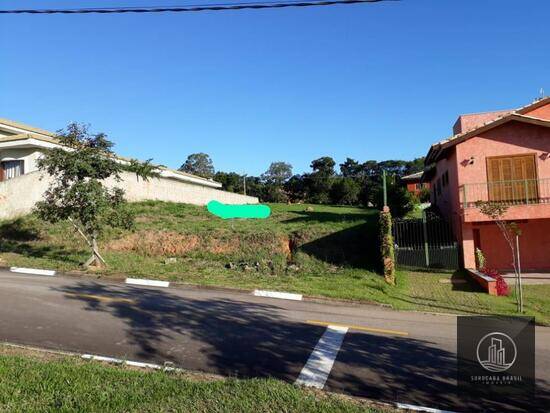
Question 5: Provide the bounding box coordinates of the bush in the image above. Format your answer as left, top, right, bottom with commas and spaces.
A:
480, 267, 510, 296
379, 209, 395, 285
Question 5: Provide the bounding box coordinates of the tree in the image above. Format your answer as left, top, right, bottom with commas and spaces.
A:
213, 171, 243, 193
35, 123, 158, 268
330, 177, 360, 205
285, 174, 307, 202
307, 156, 336, 204
261, 162, 292, 186
372, 177, 414, 218
260, 162, 292, 203
340, 158, 362, 178
179, 153, 214, 178
476, 201, 524, 312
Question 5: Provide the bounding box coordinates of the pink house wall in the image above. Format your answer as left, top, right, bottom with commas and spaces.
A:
455, 121, 550, 188
475, 219, 550, 271
453, 110, 511, 134
431, 114, 550, 269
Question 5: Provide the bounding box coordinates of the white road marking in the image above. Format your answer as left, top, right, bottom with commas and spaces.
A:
396, 402, 457, 413
253, 290, 303, 301
295, 325, 348, 389
10, 267, 56, 276
82, 354, 178, 371
125, 278, 170, 288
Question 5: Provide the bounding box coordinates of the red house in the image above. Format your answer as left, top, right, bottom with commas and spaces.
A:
425, 97, 550, 271
401, 171, 429, 196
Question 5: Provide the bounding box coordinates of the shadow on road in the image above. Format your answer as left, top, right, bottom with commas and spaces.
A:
329, 331, 550, 413
54, 281, 324, 381
53, 280, 549, 412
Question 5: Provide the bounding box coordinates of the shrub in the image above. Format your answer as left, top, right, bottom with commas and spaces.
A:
379, 209, 395, 285
481, 267, 510, 296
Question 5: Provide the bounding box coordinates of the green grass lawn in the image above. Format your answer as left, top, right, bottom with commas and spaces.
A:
1, 201, 549, 324
0, 347, 388, 413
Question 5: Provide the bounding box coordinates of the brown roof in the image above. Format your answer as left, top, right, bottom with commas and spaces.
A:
426, 97, 550, 164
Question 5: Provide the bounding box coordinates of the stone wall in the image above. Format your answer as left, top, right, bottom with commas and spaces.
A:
0, 171, 258, 220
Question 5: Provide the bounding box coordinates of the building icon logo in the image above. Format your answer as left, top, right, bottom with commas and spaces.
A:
476, 332, 517, 372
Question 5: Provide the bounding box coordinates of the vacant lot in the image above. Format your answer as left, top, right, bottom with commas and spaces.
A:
1, 201, 548, 324
0, 202, 386, 300
0, 346, 389, 413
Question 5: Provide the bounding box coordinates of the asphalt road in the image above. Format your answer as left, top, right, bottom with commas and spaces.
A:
0, 269, 549, 412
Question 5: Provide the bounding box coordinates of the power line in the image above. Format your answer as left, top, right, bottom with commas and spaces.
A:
0, 0, 398, 15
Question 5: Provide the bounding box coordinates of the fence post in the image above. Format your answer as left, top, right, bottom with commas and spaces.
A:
422, 210, 430, 267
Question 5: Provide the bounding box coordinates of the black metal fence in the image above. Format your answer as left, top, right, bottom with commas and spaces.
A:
392, 211, 459, 270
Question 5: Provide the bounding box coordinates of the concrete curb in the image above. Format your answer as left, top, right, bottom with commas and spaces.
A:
10, 267, 56, 276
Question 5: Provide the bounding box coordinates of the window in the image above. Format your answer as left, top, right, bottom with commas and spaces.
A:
442, 171, 449, 187
486, 154, 537, 202
0, 160, 24, 181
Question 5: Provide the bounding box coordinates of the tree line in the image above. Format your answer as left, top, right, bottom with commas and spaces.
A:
179, 153, 428, 217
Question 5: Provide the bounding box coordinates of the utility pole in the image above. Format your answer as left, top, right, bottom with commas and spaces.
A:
382, 169, 388, 208
243, 174, 247, 196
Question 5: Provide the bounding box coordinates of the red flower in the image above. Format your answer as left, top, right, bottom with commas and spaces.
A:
480, 267, 510, 296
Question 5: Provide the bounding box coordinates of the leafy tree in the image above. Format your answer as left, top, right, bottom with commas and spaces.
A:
260, 162, 292, 202
213, 171, 243, 193
35, 123, 158, 268
311, 156, 336, 176
340, 158, 362, 178
261, 162, 292, 186
307, 156, 336, 204
372, 177, 414, 218
285, 174, 307, 202
330, 177, 360, 205
179, 153, 215, 178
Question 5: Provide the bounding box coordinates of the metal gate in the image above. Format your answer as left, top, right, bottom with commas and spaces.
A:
392, 211, 459, 270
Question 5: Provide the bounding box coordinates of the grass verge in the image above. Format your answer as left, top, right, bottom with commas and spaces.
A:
0, 345, 392, 413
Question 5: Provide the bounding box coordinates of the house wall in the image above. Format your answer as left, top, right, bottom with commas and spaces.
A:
0, 171, 258, 220
474, 219, 550, 271
453, 110, 511, 134
454, 120, 550, 269
455, 121, 550, 189
0, 148, 43, 174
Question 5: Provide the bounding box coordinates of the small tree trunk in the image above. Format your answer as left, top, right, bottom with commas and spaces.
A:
516, 235, 524, 313
83, 237, 106, 268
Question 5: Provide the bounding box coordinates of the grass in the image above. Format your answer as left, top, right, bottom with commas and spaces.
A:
0, 346, 390, 413
386, 271, 550, 325
0, 201, 384, 301
1, 201, 549, 324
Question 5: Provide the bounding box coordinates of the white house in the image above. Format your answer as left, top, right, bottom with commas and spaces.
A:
0, 118, 258, 219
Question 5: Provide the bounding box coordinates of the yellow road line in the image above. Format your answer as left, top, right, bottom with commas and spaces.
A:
66, 293, 135, 305
306, 320, 409, 336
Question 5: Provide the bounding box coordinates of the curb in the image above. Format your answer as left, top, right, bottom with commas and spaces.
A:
10, 267, 56, 276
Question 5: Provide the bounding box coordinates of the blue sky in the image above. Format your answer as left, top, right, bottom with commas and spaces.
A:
1, 0, 549, 176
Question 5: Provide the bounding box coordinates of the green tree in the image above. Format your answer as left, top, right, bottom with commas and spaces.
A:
339, 158, 362, 178
179, 153, 215, 178
261, 162, 292, 202
261, 162, 292, 186
213, 171, 243, 193
35, 123, 158, 268
307, 156, 336, 204
330, 177, 360, 205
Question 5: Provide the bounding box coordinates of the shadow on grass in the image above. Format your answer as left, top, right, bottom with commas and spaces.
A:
52, 281, 549, 412
282, 209, 375, 225
297, 222, 381, 272
0, 218, 84, 265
